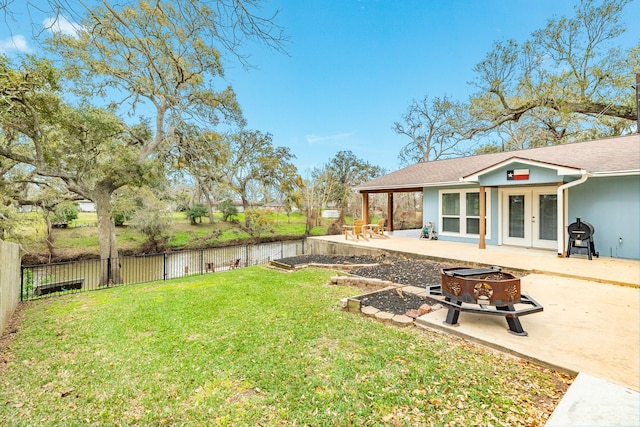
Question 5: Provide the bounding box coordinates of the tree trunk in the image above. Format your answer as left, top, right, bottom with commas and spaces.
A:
204, 192, 215, 224
305, 206, 313, 235
94, 190, 121, 286
242, 197, 250, 228
44, 211, 56, 262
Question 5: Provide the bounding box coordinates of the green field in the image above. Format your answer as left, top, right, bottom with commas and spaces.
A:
14, 211, 332, 259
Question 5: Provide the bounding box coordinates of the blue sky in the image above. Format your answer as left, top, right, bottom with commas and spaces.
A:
222, 0, 639, 173
2, 0, 639, 174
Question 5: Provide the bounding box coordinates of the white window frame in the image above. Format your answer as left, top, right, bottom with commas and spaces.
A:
438, 188, 491, 239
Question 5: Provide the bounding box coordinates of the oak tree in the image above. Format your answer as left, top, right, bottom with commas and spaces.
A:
468, 0, 638, 144
218, 130, 299, 228
1, 0, 284, 282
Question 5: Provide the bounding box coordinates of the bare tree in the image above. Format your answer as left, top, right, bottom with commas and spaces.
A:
393, 95, 475, 165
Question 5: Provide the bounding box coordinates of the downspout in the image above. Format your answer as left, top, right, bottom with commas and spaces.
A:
556, 171, 590, 256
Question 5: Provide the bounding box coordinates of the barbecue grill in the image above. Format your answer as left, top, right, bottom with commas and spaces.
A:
566, 217, 599, 260
425, 266, 543, 336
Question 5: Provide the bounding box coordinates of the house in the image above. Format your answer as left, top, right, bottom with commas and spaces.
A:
355, 135, 640, 260
77, 200, 96, 212
321, 209, 340, 219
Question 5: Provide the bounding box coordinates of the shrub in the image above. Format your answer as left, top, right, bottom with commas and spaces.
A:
128, 197, 173, 252
327, 220, 343, 235
52, 202, 78, 225
113, 210, 129, 226
185, 203, 208, 225
219, 199, 238, 222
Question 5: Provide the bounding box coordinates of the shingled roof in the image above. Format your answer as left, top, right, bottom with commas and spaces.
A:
356, 134, 640, 191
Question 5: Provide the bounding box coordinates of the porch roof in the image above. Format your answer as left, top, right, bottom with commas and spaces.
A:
356, 134, 640, 192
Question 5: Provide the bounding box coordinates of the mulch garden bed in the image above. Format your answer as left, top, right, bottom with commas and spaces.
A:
274, 255, 450, 316
358, 288, 431, 316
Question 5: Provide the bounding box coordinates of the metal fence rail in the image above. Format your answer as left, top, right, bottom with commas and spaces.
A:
21, 239, 306, 301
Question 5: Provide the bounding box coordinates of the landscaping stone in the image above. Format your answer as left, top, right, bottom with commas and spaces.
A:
361, 306, 380, 316
392, 314, 414, 327
346, 298, 361, 312
374, 311, 394, 322
418, 304, 433, 315
405, 309, 420, 319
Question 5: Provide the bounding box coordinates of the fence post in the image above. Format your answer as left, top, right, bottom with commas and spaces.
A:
20, 267, 24, 302
107, 257, 112, 285
163, 253, 167, 281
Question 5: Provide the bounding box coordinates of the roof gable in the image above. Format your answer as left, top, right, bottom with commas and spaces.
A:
462, 157, 584, 182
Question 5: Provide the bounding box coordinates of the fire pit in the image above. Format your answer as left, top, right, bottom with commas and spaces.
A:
426, 266, 543, 336
441, 267, 521, 306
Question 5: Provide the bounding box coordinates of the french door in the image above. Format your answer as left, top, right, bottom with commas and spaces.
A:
501, 187, 557, 249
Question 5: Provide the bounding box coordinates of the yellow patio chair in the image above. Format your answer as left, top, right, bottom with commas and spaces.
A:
353, 219, 368, 240
373, 219, 386, 235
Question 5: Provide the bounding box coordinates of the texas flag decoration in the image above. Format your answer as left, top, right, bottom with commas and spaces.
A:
507, 169, 530, 181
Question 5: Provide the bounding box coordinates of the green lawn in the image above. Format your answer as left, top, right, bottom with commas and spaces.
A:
0, 267, 567, 426
16, 211, 332, 258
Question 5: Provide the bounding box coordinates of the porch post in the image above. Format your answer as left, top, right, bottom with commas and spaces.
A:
387, 192, 394, 231
479, 186, 486, 249
362, 192, 369, 224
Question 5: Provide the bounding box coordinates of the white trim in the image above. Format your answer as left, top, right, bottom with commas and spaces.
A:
557, 173, 589, 255
499, 186, 559, 249
355, 181, 462, 192
590, 170, 640, 177
463, 158, 583, 182
438, 188, 491, 239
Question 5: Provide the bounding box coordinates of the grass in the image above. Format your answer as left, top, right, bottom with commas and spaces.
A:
15, 211, 334, 258
0, 267, 568, 426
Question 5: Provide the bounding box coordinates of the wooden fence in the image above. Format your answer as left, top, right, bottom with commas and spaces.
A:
0, 240, 21, 335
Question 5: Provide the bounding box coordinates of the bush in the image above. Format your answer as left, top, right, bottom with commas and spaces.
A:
185, 203, 208, 225
327, 220, 343, 235
129, 197, 173, 252
52, 202, 78, 225
219, 199, 238, 222
245, 208, 271, 237
113, 210, 129, 226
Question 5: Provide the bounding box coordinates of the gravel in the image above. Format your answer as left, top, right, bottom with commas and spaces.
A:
275, 254, 445, 287
358, 289, 431, 316
274, 254, 450, 315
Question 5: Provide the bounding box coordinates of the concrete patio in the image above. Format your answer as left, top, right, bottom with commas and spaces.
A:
307, 232, 640, 426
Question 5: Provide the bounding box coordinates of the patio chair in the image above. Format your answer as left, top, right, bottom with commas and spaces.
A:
344, 220, 368, 240
366, 219, 388, 239
373, 219, 386, 235
353, 220, 368, 240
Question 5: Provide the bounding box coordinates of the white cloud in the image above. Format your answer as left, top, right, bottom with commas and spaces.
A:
43, 15, 81, 37
0, 35, 32, 53
306, 132, 355, 145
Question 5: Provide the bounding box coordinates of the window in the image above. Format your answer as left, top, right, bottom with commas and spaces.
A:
466, 192, 480, 235
441, 193, 460, 233
439, 189, 490, 237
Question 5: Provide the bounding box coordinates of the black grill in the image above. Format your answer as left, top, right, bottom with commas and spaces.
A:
566, 217, 599, 260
